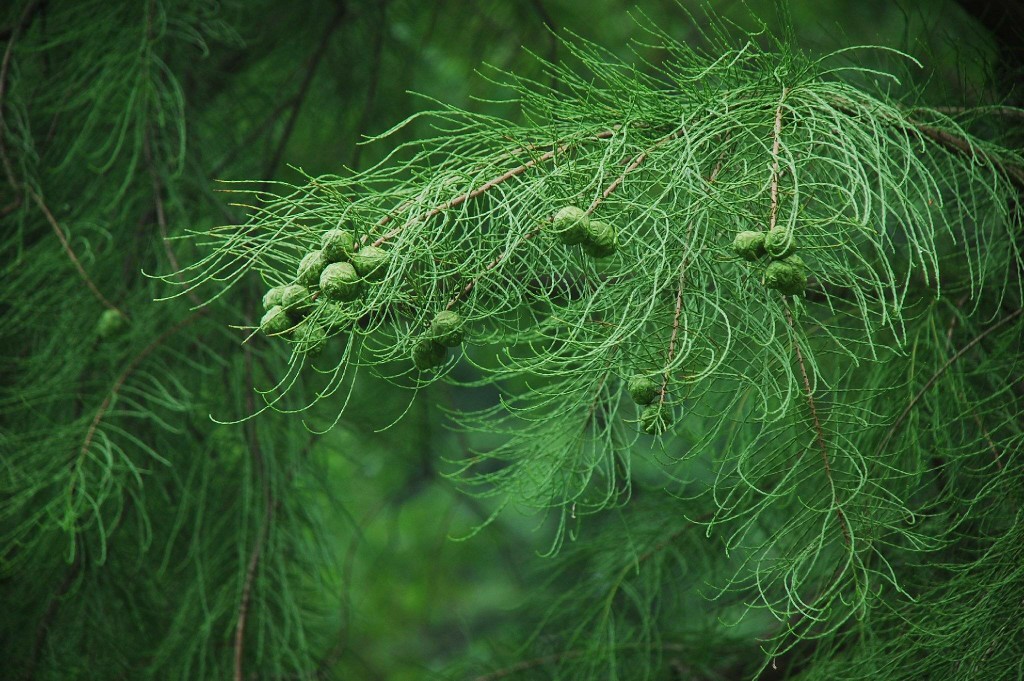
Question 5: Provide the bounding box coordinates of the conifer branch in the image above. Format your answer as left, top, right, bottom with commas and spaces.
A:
831, 95, 1024, 188
75, 310, 204, 464
912, 119, 1024, 187
373, 129, 620, 247
445, 125, 679, 311
767, 91, 852, 548
143, 130, 189, 290
1, 1, 122, 315
584, 125, 684, 214
875, 306, 1023, 457
0, 0, 39, 195
28, 188, 124, 315
929, 104, 1024, 119
659, 148, 727, 403
374, 143, 568, 247
768, 90, 787, 233
659, 263, 686, 405
234, 341, 276, 681
784, 307, 852, 549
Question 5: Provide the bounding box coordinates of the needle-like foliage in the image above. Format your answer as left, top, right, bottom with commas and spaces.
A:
169, 10, 1024, 675
6, 1, 1024, 678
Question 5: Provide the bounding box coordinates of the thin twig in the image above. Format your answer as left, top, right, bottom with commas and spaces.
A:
943, 298, 1004, 469
0, 0, 41, 191
767, 92, 787, 233
769, 95, 851, 547
261, 5, 346, 183
913, 120, 1024, 187
142, 129, 202, 303
658, 150, 728, 403
28, 188, 124, 314
375, 143, 570, 247
660, 262, 686, 405
784, 307, 852, 548
443, 127, 679, 310
372, 129, 619, 247
233, 337, 276, 681
831, 95, 1024, 188
1, 2, 117, 311
1, 2, 121, 314
927, 104, 1024, 118
584, 127, 682, 215
76, 310, 204, 462
444, 230, 540, 310
875, 307, 1023, 458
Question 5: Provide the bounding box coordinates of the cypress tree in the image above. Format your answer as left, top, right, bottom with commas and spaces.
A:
3, 1, 1022, 679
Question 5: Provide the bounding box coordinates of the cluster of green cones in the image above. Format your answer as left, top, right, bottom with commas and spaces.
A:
259, 227, 465, 369
732, 226, 808, 295
550, 206, 618, 258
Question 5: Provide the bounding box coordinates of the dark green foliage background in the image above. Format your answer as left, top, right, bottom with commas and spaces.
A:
1, 1, 1020, 680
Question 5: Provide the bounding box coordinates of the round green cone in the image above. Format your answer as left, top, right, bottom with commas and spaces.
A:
260, 305, 291, 335
296, 249, 327, 288
732, 231, 767, 261
320, 262, 361, 302
321, 228, 357, 262
430, 310, 464, 347
764, 256, 807, 295
412, 338, 447, 371
627, 376, 659, 405
552, 206, 590, 245
351, 245, 389, 280
581, 220, 617, 258
763, 227, 796, 259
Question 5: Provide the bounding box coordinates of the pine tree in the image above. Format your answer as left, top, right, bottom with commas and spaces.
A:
3, 1, 1022, 680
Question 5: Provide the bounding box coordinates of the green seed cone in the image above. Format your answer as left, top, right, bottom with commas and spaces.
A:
581, 220, 617, 258
784, 254, 805, 269
552, 206, 590, 245
764, 256, 808, 295
351, 245, 389, 280
319, 262, 361, 302
296, 249, 327, 287
97, 309, 128, 338
321, 228, 357, 262
412, 338, 447, 371
279, 284, 312, 319
763, 227, 796, 259
732, 231, 767, 261
640, 402, 673, 435
260, 305, 291, 335
627, 376, 659, 405
430, 310, 464, 347
262, 286, 286, 310
293, 319, 327, 356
